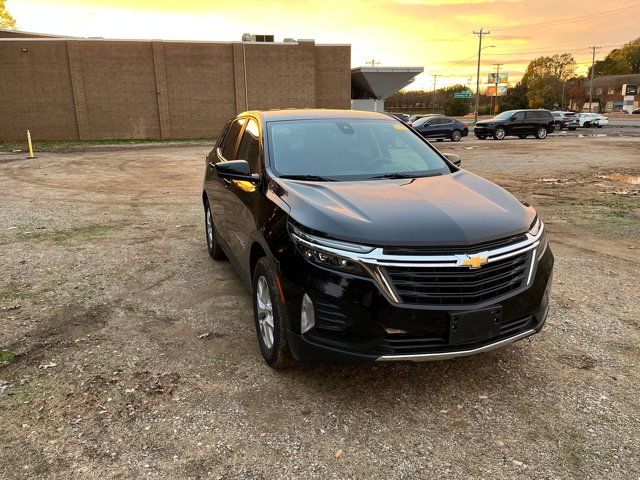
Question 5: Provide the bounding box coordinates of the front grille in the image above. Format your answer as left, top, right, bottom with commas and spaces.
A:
385, 252, 531, 306
383, 233, 528, 256
368, 314, 535, 355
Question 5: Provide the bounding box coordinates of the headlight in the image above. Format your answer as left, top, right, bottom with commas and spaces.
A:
528, 217, 548, 259
288, 224, 371, 275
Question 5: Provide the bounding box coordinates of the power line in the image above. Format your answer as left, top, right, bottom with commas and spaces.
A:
489, 4, 640, 31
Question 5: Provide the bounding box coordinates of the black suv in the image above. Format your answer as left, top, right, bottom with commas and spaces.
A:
474, 109, 555, 140
203, 110, 553, 367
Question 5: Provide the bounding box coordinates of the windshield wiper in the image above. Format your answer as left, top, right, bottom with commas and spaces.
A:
367, 173, 417, 180
279, 174, 336, 182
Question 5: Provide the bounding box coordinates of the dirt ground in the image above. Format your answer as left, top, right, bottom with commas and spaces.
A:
1, 133, 639, 479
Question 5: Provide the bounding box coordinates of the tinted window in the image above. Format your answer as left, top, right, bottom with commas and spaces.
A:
412, 117, 430, 127
221, 119, 246, 159
236, 119, 260, 173
267, 119, 451, 181
492, 110, 517, 121
512, 112, 525, 120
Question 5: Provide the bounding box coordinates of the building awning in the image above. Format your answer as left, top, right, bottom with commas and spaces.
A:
351, 67, 424, 100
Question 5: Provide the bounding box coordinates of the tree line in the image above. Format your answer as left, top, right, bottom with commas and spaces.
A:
388, 37, 639, 114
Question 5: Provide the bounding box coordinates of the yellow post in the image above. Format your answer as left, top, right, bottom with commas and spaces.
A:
26, 130, 37, 159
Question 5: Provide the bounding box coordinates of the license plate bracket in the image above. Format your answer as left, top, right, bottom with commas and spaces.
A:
449, 306, 502, 344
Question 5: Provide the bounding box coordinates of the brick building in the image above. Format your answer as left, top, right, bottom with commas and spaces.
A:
0, 30, 351, 141
569, 74, 640, 113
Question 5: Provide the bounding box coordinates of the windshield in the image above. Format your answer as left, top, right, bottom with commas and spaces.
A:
267, 119, 452, 181
491, 110, 516, 121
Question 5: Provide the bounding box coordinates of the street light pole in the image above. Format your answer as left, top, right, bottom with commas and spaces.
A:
473, 28, 490, 124
588, 46, 601, 113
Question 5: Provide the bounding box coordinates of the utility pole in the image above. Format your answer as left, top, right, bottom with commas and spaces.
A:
473, 28, 490, 124
431, 74, 440, 112
588, 46, 601, 113
491, 63, 503, 114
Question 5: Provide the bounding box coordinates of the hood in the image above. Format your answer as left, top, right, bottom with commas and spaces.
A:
274, 171, 535, 247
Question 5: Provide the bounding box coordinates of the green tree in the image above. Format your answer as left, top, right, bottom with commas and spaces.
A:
522, 53, 576, 108
499, 81, 528, 112
0, 0, 17, 29
440, 84, 471, 116
588, 38, 640, 76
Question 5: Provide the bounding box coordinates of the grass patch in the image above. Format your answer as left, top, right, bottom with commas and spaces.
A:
0, 348, 16, 364
1, 137, 214, 153
2, 224, 115, 246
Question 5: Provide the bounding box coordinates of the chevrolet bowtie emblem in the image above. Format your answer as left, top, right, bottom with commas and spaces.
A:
460, 255, 488, 269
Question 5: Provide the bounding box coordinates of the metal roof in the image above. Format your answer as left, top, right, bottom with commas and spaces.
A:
351, 67, 424, 100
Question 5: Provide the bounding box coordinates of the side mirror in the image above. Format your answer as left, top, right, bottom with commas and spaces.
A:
215, 160, 260, 183
444, 153, 461, 167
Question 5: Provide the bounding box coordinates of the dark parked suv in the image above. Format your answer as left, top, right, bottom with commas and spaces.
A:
203, 110, 553, 367
474, 109, 555, 140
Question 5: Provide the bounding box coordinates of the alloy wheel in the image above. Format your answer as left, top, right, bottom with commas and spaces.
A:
537, 128, 547, 139
256, 276, 275, 349
206, 208, 213, 246
452, 130, 462, 142
494, 128, 505, 140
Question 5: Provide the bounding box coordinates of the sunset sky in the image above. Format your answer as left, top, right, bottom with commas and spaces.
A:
5, 0, 640, 90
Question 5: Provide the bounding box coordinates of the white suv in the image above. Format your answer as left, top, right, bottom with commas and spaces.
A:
578, 113, 609, 128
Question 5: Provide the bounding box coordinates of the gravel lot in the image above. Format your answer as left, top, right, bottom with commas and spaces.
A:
1, 133, 639, 479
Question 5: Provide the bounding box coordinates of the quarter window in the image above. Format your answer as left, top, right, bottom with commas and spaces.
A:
236, 119, 261, 173
221, 119, 246, 160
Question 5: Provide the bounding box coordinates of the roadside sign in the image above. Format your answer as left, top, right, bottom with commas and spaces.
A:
454, 91, 472, 99
488, 72, 509, 84
485, 85, 507, 97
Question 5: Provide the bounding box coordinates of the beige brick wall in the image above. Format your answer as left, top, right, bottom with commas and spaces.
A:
0, 38, 351, 141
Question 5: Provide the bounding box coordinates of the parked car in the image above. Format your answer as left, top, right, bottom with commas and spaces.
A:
551, 111, 579, 131
577, 113, 609, 128
411, 115, 468, 142
389, 113, 410, 123
633, 108, 640, 114
202, 109, 554, 367
474, 109, 555, 140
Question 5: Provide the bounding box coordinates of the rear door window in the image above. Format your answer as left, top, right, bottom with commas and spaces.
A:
512, 112, 525, 121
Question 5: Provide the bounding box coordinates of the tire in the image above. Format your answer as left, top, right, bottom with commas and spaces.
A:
583, 121, 591, 128
476, 135, 487, 140
451, 129, 462, 142
252, 257, 296, 369
554, 123, 561, 132
535, 127, 548, 139
518, 135, 528, 139
204, 200, 225, 259
492, 127, 506, 140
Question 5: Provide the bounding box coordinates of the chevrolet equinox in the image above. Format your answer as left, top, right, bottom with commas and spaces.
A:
202, 110, 553, 368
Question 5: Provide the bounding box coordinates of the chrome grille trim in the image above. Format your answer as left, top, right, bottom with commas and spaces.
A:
292, 223, 544, 305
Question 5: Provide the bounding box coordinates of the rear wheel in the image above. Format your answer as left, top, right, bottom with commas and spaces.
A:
252, 257, 296, 369
584, 121, 591, 128
535, 127, 548, 139
492, 127, 506, 140
205, 201, 225, 259
451, 129, 462, 142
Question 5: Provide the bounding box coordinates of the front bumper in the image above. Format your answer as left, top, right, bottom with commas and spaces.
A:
473, 125, 493, 136
277, 241, 554, 364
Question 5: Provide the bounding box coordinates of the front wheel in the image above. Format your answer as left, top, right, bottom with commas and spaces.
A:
535, 127, 548, 139
492, 127, 506, 140
451, 129, 462, 142
252, 258, 296, 369
583, 121, 591, 128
